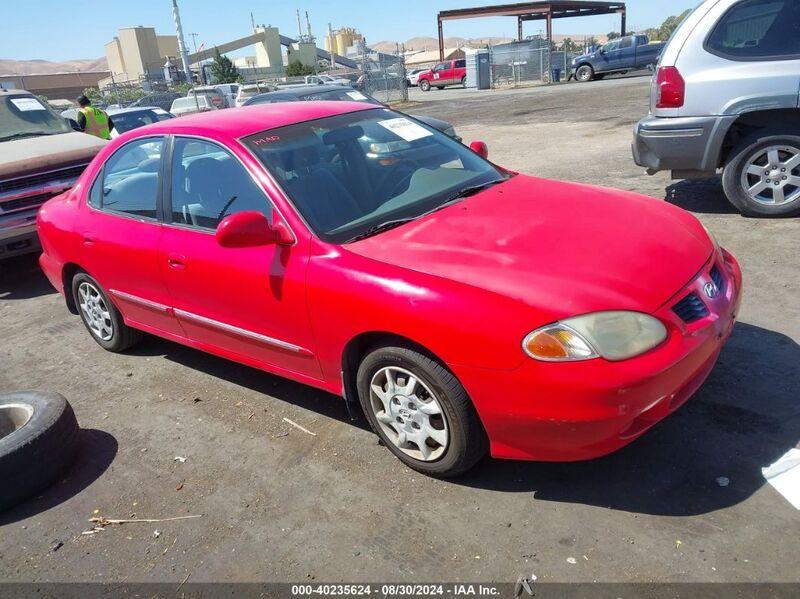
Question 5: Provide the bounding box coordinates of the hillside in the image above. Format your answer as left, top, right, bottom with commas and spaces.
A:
0, 57, 108, 76
371, 33, 606, 54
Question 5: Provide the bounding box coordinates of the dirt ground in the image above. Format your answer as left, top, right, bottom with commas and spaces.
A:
1, 76, 798, 584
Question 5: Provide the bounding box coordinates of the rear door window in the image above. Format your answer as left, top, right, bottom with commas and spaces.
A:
706, 0, 800, 60
99, 137, 164, 219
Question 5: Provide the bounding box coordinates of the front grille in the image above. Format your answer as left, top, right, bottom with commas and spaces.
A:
0, 164, 88, 195
673, 292, 709, 324
710, 264, 726, 297
0, 192, 52, 214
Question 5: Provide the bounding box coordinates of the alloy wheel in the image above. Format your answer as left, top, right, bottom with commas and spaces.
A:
78, 282, 114, 341
369, 366, 449, 462
740, 144, 800, 207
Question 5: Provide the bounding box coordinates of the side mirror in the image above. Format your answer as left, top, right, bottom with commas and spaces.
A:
216, 211, 293, 248
470, 140, 489, 160
67, 118, 81, 131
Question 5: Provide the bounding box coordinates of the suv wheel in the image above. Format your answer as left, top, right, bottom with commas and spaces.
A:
576, 65, 594, 82
722, 132, 800, 217
356, 346, 487, 477
419, 80, 431, 92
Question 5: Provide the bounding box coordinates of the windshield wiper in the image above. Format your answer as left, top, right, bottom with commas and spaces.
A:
0, 131, 62, 142
344, 179, 507, 243
345, 218, 416, 243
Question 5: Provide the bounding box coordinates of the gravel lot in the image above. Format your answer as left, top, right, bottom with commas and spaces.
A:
1, 76, 798, 584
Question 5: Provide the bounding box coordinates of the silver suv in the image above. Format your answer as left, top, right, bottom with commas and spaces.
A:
633, 0, 800, 217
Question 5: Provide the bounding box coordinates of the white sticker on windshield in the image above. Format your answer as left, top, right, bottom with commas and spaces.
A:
377, 117, 433, 142
346, 91, 368, 101
152, 108, 168, 114
10, 97, 47, 112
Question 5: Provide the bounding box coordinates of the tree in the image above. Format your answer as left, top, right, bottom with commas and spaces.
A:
645, 9, 693, 41
560, 38, 581, 53
208, 47, 240, 84
286, 60, 315, 77
607, 31, 621, 40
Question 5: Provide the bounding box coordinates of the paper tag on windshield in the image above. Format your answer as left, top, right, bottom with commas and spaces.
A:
11, 97, 46, 112
152, 108, 169, 115
346, 91, 368, 101
378, 117, 432, 142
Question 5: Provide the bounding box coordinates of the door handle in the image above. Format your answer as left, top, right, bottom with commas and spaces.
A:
167, 253, 187, 270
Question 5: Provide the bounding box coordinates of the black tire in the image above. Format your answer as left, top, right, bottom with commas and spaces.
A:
419, 80, 431, 92
436, 86, 445, 90
575, 65, 594, 82
0, 391, 80, 512
722, 132, 800, 218
461, 76, 467, 87
356, 346, 487, 477
72, 271, 142, 352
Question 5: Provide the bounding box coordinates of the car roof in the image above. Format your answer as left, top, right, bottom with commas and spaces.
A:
107, 106, 162, 115
270, 84, 352, 97
140, 101, 378, 138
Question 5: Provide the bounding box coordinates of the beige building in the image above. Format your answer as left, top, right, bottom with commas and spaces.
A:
103, 26, 178, 87
324, 27, 364, 57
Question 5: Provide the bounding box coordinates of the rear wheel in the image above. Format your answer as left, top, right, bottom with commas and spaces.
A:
72, 272, 142, 352
576, 65, 594, 82
461, 76, 467, 87
357, 346, 487, 477
722, 132, 800, 217
419, 79, 431, 92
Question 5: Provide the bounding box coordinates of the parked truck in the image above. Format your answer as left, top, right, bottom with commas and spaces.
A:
572, 35, 665, 82
417, 59, 467, 92
0, 89, 106, 260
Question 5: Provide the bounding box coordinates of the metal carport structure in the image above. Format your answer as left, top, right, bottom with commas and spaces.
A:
437, 1, 627, 61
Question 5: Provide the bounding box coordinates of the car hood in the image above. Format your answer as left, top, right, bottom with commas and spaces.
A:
0, 131, 107, 180
346, 175, 712, 317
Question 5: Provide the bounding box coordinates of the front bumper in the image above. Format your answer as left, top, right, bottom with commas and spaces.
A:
453, 249, 742, 462
633, 114, 736, 174
0, 210, 40, 259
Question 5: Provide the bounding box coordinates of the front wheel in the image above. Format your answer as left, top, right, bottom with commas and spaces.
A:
357, 346, 487, 477
575, 65, 594, 82
419, 80, 431, 92
722, 132, 800, 217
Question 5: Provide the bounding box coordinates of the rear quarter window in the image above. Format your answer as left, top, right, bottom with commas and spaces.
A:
706, 0, 800, 60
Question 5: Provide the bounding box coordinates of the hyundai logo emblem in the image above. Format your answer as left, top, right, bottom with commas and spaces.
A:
703, 282, 718, 299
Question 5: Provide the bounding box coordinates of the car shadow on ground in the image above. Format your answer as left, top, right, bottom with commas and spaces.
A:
128, 336, 371, 432
0, 429, 118, 526
0, 253, 56, 301
665, 178, 739, 215
453, 322, 799, 516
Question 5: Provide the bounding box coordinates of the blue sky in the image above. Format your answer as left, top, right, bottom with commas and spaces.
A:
1, 0, 699, 61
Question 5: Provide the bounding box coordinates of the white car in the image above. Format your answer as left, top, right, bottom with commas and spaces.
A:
235, 83, 274, 107
187, 86, 228, 109
304, 74, 352, 86
170, 96, 217, 117
406, 69, 429, 87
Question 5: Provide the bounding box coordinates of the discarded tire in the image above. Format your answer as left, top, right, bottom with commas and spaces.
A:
0, 391, 80, 512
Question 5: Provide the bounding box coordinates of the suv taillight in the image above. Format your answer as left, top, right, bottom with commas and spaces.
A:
655, 66, 685, 109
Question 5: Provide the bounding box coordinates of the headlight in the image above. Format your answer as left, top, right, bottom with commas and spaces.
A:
523, 311, 667, 362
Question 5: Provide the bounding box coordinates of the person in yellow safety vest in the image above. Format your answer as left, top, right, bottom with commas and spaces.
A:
76, 95, 114, 140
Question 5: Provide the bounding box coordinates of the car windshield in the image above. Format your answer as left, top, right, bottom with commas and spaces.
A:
244, 108, 506, 244
111, 109, 173, 133
0, 94, 71, 141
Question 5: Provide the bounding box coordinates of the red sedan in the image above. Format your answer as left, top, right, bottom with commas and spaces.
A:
37, 102, 742, 477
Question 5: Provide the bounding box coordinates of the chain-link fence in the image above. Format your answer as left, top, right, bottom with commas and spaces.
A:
487, 39, 581, 87
359, 52, 408, 104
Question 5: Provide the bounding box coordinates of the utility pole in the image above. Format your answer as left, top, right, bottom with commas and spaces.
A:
171, 0, 192, 84
328, 23, 336, 70
250, 12, 256, 32
189, 32, 204, 84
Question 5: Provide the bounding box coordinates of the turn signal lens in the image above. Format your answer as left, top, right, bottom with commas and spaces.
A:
523, 326, 598, 362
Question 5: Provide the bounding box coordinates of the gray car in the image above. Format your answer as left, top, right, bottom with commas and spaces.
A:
633, 0, 800, 217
